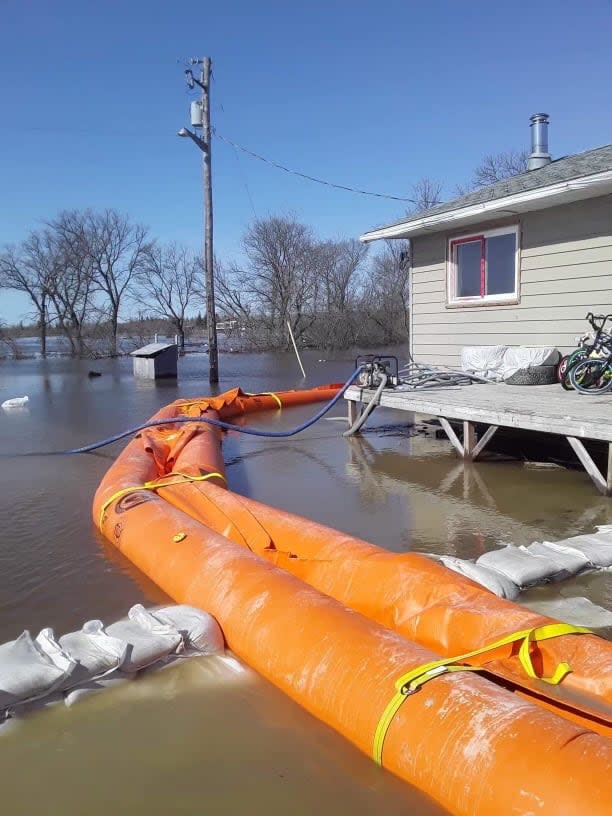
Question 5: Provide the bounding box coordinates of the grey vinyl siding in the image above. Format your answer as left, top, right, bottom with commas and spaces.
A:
410, 194, 612, 367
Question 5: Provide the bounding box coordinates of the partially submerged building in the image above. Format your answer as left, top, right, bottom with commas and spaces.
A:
361, 115, 612, 367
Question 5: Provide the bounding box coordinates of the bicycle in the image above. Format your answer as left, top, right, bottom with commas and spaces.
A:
569, 352, 612, 394
557, 312, 612, 390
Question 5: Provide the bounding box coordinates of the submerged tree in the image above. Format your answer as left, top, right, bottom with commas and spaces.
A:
361, 240, 410, 343
46, 209, 149, 356
0, 236, 57, 357
242, 215, 318, 347
135, 244, 202, 350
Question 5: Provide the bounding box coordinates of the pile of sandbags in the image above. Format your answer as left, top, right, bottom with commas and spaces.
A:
441, 526, 612, 600
0, 604, 224, 726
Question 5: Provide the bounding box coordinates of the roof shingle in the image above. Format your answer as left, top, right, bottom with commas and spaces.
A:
379, 144, 612, 231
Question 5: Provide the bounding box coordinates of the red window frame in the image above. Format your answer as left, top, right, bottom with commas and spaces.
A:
450, 235, 485, 298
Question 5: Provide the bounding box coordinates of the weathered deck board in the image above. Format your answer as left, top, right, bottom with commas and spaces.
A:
345, 382, 612, 442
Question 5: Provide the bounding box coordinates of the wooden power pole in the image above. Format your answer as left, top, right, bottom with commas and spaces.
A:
201, 57, 219, 384
181, 56, 219, 383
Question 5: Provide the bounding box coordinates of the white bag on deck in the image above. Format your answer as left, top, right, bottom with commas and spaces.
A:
460, 346, 508, 380
499, 347, 559, 379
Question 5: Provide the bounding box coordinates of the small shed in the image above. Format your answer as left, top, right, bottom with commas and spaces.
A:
131, 342, 178, 380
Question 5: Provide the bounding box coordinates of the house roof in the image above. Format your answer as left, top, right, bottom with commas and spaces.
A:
361, 144, 612, 242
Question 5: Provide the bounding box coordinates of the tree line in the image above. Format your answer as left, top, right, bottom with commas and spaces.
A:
0, 208, 412, 357
0, 152, 527, 358
0, 210, 202, 357
215, 217, 410, 350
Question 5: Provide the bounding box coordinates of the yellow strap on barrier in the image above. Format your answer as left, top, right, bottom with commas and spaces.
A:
372, 622, 592, 766
98, 471, 226, 531
244, 391, 283, 409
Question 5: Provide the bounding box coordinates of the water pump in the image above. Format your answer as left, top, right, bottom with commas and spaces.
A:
355, 355, 399, 388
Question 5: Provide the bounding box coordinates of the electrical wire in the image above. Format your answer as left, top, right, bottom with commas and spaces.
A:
213, 130, 416, 203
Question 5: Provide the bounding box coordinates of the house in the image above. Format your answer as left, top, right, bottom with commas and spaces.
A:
360, 115, 612, 368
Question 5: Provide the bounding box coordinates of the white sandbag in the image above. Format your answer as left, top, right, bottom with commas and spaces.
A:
0, 631, 75, 709
477, 545, 557, 587
549, 535, 612, 569
440, 556, 520, 600
152, 605, 224, 655
526, 541, 590, 580
460, 345, 508, 381
59, 620, 128, 687
64, 670, 133, 706
499, 347, 559, 379
106, 607, 182, 672
595, 524, 612, 536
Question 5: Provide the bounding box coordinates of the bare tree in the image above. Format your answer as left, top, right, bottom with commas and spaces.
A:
214, 259, 254, 323
0, 241, 52, 357
307, 239, 369, 348
45, 210, 149, 356
242, 215, 317, 347
361, 241, 410, 343
135, 244, 202, 350
85, 210, 150, 355
408, 177, 444, 213
43, 215, 96, 357
473, 150, 529, 187
316, 239, 367, 313
455, 150, 529, 195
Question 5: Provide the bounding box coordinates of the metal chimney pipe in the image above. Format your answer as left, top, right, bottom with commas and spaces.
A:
527, 113, 552, 170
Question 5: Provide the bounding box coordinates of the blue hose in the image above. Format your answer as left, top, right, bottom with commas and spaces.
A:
22, 368, 364, 456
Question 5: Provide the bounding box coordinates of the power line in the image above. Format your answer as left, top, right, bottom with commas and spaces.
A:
212, 130, 416, 203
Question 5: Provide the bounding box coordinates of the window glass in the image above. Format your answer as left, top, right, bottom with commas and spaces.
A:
456, 241, 481, 297
486, 233, 516, 295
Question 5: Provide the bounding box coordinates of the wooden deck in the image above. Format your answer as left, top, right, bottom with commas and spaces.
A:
344, 382, 612, 495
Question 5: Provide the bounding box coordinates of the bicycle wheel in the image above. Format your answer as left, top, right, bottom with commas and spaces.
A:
560, 349, 588, 390
569, 358, 612, 394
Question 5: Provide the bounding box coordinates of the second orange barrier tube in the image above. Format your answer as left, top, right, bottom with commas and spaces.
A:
94, 423, 612, 816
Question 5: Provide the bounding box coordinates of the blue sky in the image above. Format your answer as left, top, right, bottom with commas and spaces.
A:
1, 0, 612, 323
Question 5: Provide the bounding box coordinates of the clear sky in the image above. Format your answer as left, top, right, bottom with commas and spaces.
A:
1, 0, 611, 323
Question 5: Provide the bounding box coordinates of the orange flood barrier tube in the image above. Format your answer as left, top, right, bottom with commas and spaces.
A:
94, 386, 612, 814
152, 388, 612, 734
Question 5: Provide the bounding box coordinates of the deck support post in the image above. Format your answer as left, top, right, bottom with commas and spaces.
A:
439, 418, 497, 461
347, 399, 360, 428
566, 436, 611, 496
608, 443, 612, 495
472, 425, 499, 460
463, 421, 476, 459
438, 417, 465, 458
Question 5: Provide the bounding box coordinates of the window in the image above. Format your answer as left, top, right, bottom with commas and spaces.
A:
447, 226, 518, 306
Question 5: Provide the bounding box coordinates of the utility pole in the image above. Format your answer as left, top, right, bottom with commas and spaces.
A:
178, 56, 219, 384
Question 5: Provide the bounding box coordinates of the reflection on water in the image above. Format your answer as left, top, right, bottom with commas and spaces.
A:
0, 347, 610, 814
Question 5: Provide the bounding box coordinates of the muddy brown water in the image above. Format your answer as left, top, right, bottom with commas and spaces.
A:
0, 348, 610, 815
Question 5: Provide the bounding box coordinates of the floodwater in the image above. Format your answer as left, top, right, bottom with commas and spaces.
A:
0, 347, 611, 815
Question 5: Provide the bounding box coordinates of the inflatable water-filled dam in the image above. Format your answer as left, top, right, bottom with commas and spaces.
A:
93, 384, 612, 816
